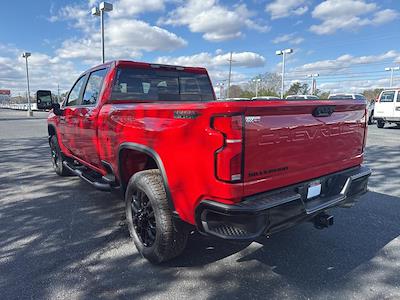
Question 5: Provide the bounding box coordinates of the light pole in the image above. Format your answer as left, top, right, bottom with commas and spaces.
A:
22, 52, 32, 117
276, 48, 293, 99
92, 2, 113, 63
385, 67, 400, 87
252, 78, 261, 97
307, 73, 319, 95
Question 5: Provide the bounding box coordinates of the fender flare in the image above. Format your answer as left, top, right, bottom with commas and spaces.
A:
118, 142, 176, 212
47, 123, 57, 143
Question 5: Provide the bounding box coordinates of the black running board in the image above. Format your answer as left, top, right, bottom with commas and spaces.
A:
63, 161, 111, 191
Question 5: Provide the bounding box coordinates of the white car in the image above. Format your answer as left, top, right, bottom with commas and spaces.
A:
374, 89, 400, 128
328, 93, 375, 124
224, 97, 251, 101
286, 95, 319, 100
328, 93, 366, 101
251, 96, 281, 100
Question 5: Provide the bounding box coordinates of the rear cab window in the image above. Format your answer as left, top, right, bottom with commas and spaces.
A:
111, 67, 215, 101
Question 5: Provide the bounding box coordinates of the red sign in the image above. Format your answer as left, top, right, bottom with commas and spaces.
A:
0, 89, 11, 95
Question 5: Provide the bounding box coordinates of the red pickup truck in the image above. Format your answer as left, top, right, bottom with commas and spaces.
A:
37, 60, 371, 263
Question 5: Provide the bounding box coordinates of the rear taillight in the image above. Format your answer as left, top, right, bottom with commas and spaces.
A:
212, 115, 244, 183
362, 107, 367, 152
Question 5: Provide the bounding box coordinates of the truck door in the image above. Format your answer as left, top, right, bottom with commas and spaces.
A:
376, 91, 396, 119
75, 68, 108, 168
394, 91, 400, 119
59, 74, 87, 157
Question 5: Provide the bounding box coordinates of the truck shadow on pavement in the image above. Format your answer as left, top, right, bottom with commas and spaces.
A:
0, 137, 399, 299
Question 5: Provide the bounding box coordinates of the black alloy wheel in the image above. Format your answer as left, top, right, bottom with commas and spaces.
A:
130, 189, 156, 247
50, 138, 61, 169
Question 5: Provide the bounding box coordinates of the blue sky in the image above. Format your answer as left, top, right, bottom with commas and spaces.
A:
0, 0, 399, 95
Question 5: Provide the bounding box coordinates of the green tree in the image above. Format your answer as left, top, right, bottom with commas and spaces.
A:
228, 85, 243, 98
243, 72, 282, 96
239, 90, 255, 98
317, 91, 330, 99
286, 82, 310, 96
362, 88, 383, 101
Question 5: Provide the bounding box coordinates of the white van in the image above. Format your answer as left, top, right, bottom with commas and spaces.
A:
374, 89, 400, 128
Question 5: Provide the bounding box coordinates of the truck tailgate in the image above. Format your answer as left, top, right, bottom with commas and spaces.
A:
243, 101, 366, 188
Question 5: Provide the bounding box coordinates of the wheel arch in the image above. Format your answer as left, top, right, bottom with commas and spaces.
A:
118, 142, 175, 212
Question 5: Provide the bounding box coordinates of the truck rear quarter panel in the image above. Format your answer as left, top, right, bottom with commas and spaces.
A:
98, 102, 245, 224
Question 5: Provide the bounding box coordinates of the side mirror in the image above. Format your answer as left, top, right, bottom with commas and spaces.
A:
36, 90, 53, 110
52, 103, 63, 116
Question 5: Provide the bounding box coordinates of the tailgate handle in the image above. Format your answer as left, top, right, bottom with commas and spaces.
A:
313, 106, 335, 117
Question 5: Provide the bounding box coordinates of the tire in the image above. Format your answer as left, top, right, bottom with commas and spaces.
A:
49, 135, 71, 176
377, 120, 385, 128
125, 169, 188, 264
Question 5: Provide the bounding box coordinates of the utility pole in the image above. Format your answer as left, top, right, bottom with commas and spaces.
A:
57, 84, 60, 103
307, 74, 319, 95
22, 52, 32, 117
227, 52, 235, 98
276, 48, 293, 99
385, 67, 400, 87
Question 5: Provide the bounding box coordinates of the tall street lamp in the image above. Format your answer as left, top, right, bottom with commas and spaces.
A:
92, 2, 113, 63
22, 52, 32, 117
307, 73, 319, 95
252, 78, 261, 97
276, 48, 293, 99
385, 67, 400, 87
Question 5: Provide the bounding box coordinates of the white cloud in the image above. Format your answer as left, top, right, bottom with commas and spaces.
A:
318, 78, 391, 93
288, 50, 400, 92
110, 0, 165, 18
0, 49, 81, 95
310, 0, 398, 35
372, 9, 399, 24
208, 70, 248, 84
51, 2, 187, 62
108, 19, 187, 51
156, 51, 266, 69
266, 0, 308, 19
293, 50, 400, 73
49, 4, 95, 33
160, 0, 269, 42
272, 33, 304, 45
156, 51, 266, 84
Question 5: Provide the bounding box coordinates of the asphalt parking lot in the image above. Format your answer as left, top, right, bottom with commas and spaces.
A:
0, 108, 399, 300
